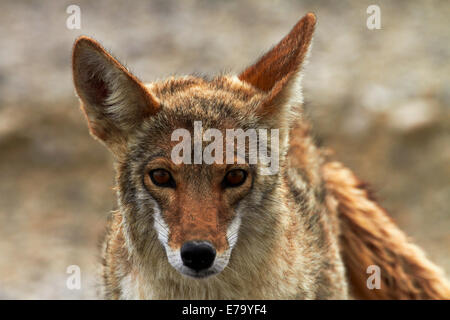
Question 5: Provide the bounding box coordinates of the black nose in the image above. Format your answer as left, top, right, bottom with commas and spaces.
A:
180, 241, 216, 272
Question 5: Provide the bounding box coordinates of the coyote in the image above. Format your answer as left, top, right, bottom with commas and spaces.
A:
72, 13, 449, 299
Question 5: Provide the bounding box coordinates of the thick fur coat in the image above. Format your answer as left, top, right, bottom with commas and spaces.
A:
72, 13, 450, 299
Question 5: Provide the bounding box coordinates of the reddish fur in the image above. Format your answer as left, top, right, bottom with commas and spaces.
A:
239, 13, 316, 92
239, 13, 316, 116
166, 183, 230, 253
323, 161, 450, 299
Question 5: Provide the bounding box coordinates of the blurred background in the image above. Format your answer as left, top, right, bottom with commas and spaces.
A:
0, 0, 448, 299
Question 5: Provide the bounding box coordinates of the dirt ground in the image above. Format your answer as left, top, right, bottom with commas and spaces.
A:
0, 0, 448, 299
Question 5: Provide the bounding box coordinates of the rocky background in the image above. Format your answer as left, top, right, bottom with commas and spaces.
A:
0, 0, 448, 299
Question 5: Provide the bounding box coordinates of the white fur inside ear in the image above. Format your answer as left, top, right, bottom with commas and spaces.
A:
104, 69, 144, 131
75, 43, 151, 134
287, 71, 304, 107
281, 38, 314, 124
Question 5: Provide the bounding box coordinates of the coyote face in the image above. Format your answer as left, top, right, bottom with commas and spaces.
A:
72, 12, 450, 299
72, 13, 315, 281
112, 77, 275, 279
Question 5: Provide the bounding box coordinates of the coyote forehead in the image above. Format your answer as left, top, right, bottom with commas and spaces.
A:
146, 75, 265, 109
138, 75, 266, 138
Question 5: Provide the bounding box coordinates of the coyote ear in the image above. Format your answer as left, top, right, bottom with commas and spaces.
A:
239, 13, 316, 118
72, 36, 159, 152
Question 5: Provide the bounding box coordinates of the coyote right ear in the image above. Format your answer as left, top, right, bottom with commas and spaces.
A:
72, 36, 160, 153
239, 13, 316, 119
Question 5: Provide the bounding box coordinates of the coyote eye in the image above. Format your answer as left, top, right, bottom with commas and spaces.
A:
149, 169, 175, 188
223, 169, 247, 188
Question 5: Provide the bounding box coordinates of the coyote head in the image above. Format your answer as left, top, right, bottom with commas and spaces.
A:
73, 14, 316, 279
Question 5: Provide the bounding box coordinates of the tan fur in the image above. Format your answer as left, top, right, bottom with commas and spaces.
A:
72, 13, 450, 299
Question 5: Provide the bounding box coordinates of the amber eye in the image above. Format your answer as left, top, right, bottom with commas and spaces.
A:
149, 169, 175, 188
223, 169, 247, 188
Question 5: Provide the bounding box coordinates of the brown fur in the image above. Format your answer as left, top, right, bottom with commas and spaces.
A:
239, 13, 316, 116
323, 162, 450, 299
72, 13, 450, 299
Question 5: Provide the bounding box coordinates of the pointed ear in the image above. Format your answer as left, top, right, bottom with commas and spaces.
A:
72, 36, 160, 152
239, 13, 316, 118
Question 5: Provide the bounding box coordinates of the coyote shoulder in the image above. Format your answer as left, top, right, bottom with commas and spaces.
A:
72, 13, 450, 299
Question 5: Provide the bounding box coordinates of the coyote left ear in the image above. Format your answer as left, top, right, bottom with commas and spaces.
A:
239, 13, 316, 117
72, 36, 160, 153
